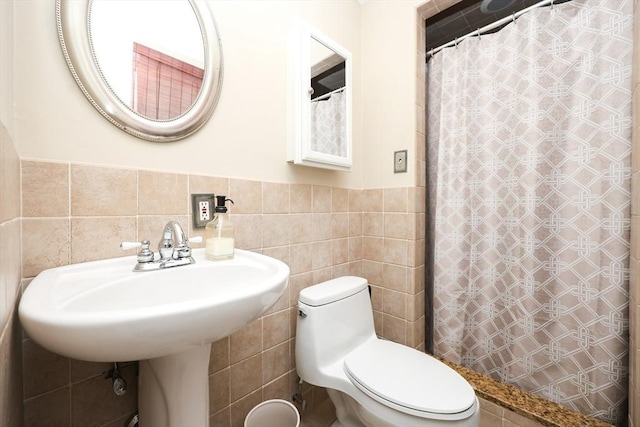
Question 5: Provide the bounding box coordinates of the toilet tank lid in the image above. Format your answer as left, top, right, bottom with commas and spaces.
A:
299, 276, 368, 306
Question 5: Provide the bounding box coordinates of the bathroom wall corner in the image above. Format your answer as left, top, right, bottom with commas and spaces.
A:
0, 118, 24, 426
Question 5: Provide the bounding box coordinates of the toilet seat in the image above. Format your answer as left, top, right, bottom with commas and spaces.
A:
344, 339, 476, 419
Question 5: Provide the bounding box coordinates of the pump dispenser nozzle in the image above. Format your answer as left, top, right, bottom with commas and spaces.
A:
215, 196, 234, 213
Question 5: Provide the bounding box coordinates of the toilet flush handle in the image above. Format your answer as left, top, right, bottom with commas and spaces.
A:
297, 306, 307, 317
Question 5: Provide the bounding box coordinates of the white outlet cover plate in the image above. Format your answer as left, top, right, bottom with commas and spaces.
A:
394, 150, 407, 173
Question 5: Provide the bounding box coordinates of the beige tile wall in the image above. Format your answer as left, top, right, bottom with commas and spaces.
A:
20, 159, 422, 427
478, 398, 545, 427
0, 121, 23, 427
363, 187, 426, 349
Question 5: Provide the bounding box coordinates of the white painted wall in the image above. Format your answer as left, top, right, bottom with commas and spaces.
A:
361, 0, 422, 189
14, 0, 424, 190
0, 0, 14, 137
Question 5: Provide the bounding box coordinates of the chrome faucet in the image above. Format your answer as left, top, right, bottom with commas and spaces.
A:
159, 220, 191, 261
120, 221, 202, 272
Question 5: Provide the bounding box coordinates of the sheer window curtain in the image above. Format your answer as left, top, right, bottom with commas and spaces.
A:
426, 1, 632, 424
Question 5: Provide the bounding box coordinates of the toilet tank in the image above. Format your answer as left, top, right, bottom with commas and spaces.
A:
295, 276, 376, 386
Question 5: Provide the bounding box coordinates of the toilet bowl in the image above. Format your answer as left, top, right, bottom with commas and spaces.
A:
295, 276, 479, 427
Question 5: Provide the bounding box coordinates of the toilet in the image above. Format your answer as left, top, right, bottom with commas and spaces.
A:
295, 276, 479, 427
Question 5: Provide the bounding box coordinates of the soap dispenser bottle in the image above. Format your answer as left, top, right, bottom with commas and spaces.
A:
205, 196, 235, 261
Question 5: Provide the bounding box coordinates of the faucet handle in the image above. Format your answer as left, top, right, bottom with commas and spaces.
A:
172, 236, 202, 261
120, 241, 142, 250
121, 240, 154, 263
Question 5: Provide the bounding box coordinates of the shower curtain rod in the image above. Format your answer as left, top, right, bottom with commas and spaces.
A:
428, 0, 554, 58
312, 86, 345, 102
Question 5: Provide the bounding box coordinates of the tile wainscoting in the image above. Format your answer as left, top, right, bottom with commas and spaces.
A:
19, 159, 425, 427
0, 121, 23, 427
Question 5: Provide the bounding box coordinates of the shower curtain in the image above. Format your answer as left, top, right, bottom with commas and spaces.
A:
426, 1, 631, 424
311, 90, 346, 157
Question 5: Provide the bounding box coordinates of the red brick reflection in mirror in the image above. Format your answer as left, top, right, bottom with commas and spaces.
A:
132, 42, 203, 120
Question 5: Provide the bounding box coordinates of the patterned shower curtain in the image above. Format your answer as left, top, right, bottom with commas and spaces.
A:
426, 1, 631, 424
311, 90, 346, 157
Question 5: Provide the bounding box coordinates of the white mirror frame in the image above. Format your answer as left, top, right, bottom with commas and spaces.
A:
55, 0, 223, 142
288, 21, 352, 171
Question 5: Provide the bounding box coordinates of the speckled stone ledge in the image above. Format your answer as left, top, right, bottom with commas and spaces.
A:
438, 358, 613, 427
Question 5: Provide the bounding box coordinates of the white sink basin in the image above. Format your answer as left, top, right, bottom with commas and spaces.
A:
19, 248, 290, 427
20, 248, 289, 362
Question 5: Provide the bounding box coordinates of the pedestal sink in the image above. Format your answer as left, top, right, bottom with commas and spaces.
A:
19, 248, 290, 426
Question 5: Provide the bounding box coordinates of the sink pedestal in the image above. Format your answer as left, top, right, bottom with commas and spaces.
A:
19, 248, 290, 427
139, 344, 212, 427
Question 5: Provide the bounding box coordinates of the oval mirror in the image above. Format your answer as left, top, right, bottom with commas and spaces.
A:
56, 0, 223, 142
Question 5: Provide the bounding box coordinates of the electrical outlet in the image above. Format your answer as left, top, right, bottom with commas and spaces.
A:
198, 201, 211, 221
394, 150, 408, 173
191, 194, 215, 228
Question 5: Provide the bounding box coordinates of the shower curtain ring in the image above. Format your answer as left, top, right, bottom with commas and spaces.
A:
477, 28, 481, 40
455, 37, 458, 48
512, 12, 516, 24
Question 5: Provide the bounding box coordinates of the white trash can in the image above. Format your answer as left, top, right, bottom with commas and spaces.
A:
244, 399, 300, 427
